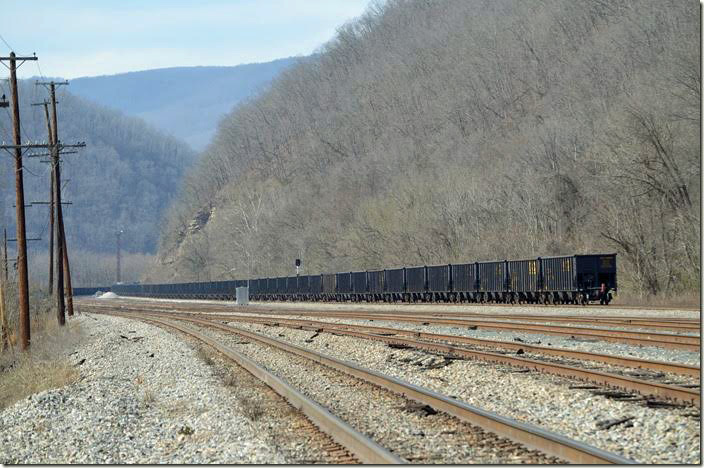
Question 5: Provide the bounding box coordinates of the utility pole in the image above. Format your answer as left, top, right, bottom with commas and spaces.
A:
62, 225, 74, 316
50, 83, 65, 324
0, 52, 37, 349
32, 85, 75, 318
31, 200, 72, 297
116, 229, 123, 283
3, 228, 7, 281
0, 98, 7, 348
42, 81, 66, 324
0, 91, 7, 349
38, 80, 79, 318
32, 100, 55, 295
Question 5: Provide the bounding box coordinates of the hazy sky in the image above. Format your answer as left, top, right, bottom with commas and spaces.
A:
1, 0, 371, 79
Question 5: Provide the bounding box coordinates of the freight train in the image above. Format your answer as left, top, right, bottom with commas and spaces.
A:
106, 253, 617, 305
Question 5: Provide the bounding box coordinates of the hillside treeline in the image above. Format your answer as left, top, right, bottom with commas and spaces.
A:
0, 81, 195, 255
150, 0, 700, 298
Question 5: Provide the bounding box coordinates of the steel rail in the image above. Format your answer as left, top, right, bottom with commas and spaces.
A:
415, 314, 701, 331
98, 309, 635, 464
166, 315, 638, 464
115, 309, 699, 406
175, 312, 702, 378
91, 298, 702, 330
242, 305, 702, 330
257, 311, 701, 349
82, 300, 701, 348
78, 303, 701, 351
249, 308, 702, 331
126, 314, 403, 464
80, 300, 701, 350
79, 303, 702, 376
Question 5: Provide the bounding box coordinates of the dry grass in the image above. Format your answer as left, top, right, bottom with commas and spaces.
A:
0, 289, 83, 411
238, 395, 265, 421
196, 346, 214, 366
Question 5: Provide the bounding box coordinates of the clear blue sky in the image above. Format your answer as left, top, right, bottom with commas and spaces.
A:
1, 0, 371, 79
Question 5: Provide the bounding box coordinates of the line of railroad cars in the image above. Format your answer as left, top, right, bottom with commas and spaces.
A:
72, 286, 111, 296
109, 253, 617, 305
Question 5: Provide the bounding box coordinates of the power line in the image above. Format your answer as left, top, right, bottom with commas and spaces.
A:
0, 34, 13, 53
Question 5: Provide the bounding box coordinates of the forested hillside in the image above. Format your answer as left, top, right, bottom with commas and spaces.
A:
69, 58, 297, 150
150, 0, 700, 298
0, 81, 195, 282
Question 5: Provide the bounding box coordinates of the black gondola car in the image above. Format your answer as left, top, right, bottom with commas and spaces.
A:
309, 275, 323, 298
427, 264, 450, 298
322, 273, 336, 298
451, 263, 477, 301
77, 286, 107, 296
336, 272, 352, 297
385, 268, 405, 299
406, 266, 426, 296
508, 258, 539, 302
351, 271, 367, 297
106, 252, 616, 305
478, 261, 506, 301
367, 269, 384, 296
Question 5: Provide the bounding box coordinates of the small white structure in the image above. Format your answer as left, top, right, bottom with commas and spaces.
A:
236, 286, 249, 305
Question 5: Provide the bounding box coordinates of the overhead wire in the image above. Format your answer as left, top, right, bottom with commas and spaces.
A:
0, 34, 13, 53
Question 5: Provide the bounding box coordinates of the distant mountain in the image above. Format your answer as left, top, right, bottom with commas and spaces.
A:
149, 0, 699, 301
69, 58, 298, 150
0, 81, 196, 256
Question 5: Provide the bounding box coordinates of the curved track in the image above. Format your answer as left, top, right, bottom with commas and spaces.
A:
129, 314, 401, 464
83, 304, 699, 406
94, 307, 635, 464
81, 299, 700, 350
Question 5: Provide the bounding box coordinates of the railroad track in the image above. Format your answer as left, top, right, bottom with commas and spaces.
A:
92, 307, 635, 464
123, 314, 400, 464
404, 313, 700, 332
251, 304, 701, 332
80, 300, 700, 350
81, 304, 699, 407
81, 302, 700, 376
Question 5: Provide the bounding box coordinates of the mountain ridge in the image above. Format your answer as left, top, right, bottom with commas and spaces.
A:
68, 57, 298, 150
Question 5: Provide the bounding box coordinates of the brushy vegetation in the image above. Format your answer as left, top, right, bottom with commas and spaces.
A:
0, 283, 81, 410
149, 0, 699, 300
0, 81, 196, 256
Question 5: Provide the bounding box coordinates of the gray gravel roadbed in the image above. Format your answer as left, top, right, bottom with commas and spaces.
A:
226, 319, 701, 464
0, 314, 284, 464
217, 311, 700, 366
187, 321, 562, 464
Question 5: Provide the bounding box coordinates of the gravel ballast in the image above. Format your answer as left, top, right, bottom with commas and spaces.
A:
0, 314, 284, 464
187, 321, 562, 464
224, 319, 700, 464
219, 312, 701, 366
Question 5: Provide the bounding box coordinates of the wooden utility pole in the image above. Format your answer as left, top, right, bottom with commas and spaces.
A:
49, 82, 65, 324
0, 52, 37, 348
3, 228, 7, 281
62, 229, 74, 316
32, 101, 55, 295
0, 94, 7, 350
35, 80, 81, 320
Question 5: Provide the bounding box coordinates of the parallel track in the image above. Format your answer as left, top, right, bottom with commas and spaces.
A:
81, 302, 700, 377
81, 300, 700, 350
126, 314, 401, 464
95, 308, 635, 464
85, 305, 699, 406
